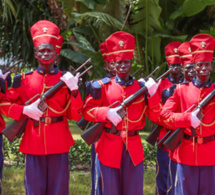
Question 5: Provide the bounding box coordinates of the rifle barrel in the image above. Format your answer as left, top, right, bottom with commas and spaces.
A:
75, 58, 91, 73
3, 59, 23, 74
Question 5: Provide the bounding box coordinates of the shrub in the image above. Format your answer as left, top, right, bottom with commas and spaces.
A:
3, 137, 157, 170
68, 139, 91, 171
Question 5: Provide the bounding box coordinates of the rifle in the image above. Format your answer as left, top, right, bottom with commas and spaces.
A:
162, 89, 215, 152
81, 67, 171, 146
3, 59, 23, 74
2, 59, 93, 142
146, 80, 177, 147
76, 66, 159, 131
156, 103, 195, 151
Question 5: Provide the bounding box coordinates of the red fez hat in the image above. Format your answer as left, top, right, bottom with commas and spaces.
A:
56, 35, 64, 55
178, 41, 194, 66
30, 20, 59, 49
190, 34, 215, 62
105, 31, 135, 61
165, 41, 182, 65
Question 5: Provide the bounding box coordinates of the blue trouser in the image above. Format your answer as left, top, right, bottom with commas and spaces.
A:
91, 144, 96, 195
156, 148, 169, 195
167, 160, 177, 195
175, 163, 215, 195
99, 144, 144, 195
94, 153, 102, 195
0, 134, 3, 195
91, 144, 102, 195
25, 153, 70, 195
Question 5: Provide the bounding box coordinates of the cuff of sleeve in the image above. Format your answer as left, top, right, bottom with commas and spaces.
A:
9, 104, 24, 120
175, 113, 191, 128
147, 92, 160, 108
95, 107, 110, 122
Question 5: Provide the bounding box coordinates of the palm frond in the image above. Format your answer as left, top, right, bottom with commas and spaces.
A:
73, 11, 130, 32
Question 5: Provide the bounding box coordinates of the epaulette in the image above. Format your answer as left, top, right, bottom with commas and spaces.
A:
161, 84, 176, 104
25, 71, 33, 75
90, 77, 111, 100
12, 74, 22, 88
0, 78, 6, 94
85, 80, 92, 98
12, 71, 33, 88
6, 74, 12, 88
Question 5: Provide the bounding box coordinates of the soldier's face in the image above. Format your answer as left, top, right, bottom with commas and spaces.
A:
104, 61, 116, 77
183, 63, 196, 81
35, 43, 57, 67
195, 61, 212, 83
169, 64, 182, 75
115, 59, 132, 79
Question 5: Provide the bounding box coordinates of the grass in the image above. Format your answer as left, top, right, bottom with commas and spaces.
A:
2, 117, 156, 195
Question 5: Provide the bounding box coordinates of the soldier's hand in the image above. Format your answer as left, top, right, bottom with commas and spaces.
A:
145, 77, 160, 97
191, 108, 201, 128
60, 72, 79, 91
0, 69, 10, 80
23, 99, 43, 121
106, 107, 122, 126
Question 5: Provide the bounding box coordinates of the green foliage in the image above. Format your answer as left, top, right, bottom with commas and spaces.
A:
183, 0, 215, 17
143, 141, 157, 170
68, 139, 91, 170
0, 0, 52, 67
3, 137, 24, 167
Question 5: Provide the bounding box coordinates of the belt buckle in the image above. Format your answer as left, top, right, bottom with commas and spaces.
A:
120, 131, 127, 139
45, 117, 52, 124
197, 137, 203, 144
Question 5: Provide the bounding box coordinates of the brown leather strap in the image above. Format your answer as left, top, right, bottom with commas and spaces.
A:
184, 133, 215, 144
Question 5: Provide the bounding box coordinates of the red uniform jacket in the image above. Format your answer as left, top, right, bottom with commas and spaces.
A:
160, 79, 215, 166
83, 76, 161, 168
1, 68, 83, 155
156, 76, 183, 141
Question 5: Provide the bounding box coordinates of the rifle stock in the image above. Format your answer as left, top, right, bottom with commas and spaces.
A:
146, 125, 161, 146
163, 128, 184, 152
2, 59, 92, 142
2, 115, 28, 142
76, 117, 91, 131
81, 122, 106, 145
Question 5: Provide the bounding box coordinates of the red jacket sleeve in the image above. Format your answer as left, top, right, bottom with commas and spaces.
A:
160, 85, 191, 129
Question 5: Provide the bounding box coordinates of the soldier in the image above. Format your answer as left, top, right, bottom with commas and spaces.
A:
83, 31, 161, 195
90, 41, 116, 195
0, 20, 83, 194
166, 41, 196, 195
160, 34, 215, 194
155, 41, 183, 195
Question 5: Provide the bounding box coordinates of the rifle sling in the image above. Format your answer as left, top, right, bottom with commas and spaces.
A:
184, 133, 215, 144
